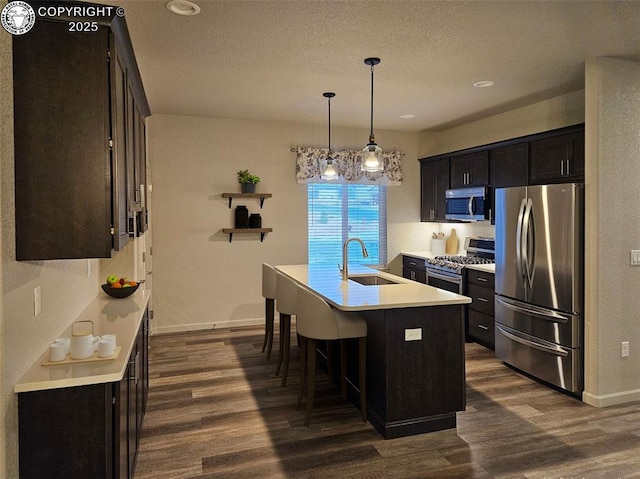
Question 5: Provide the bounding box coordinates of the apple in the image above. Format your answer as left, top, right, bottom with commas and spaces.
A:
119, 277, 127, 285
106, 274, 118, 285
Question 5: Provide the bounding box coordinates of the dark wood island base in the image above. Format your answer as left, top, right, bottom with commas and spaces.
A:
336, 304, 466, 439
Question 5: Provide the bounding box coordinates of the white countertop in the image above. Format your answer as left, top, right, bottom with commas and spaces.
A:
274, 264, 471, 311
465, 263, 495, 274
14, 289, 150, 393
401, 251, 435, 261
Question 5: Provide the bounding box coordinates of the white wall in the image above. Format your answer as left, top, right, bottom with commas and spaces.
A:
583, 57, 640, 406
148, 114, 443, 332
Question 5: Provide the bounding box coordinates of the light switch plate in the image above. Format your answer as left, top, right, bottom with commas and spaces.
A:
631, 250, 640, 266
405, 328, 422, 341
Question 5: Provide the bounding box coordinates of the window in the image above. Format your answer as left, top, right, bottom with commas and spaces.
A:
308, 184, 387, 266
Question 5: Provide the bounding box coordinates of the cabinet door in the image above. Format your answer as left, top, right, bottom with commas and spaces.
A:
14, 21, 113, 259
111, 46, 131, 252
529, 131, 584, 184
420, 158, 449, 221
490, 143, 528, 187
136, 107, 149, 234
18, 384, 114, 477
450, 151, 489, 187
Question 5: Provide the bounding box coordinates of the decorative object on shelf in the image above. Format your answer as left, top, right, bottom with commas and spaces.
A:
362, 57, 383, 173
293, 147, 403, 185
446, 228, 459, 254
249, 213, 262, 228
320, 92, 339, 181
234, 205, 249, 228
101, 282, 140, 298
236, 169, 260, 193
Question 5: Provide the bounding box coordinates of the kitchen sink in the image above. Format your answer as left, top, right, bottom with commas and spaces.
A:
348, 275, 400, 286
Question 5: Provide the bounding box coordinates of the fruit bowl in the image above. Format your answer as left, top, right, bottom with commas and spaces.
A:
101, 283, 140, 299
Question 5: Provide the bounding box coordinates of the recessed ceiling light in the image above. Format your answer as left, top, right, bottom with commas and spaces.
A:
473, 80, 495, 88
400, 114, 415, 119
166, 0, 201, 16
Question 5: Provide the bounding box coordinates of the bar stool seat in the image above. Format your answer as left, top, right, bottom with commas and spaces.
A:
261, 264, 277, 361
275, 270, 297, 387
296, 286, 367, 427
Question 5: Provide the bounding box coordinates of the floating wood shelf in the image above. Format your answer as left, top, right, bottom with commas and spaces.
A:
221, 193, 272, 209
222, 228, 272, 243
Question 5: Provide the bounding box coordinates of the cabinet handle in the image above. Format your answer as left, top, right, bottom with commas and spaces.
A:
411, 271, 416, 281
560, 160, 564, 176
409, 261, 417, 266
478, 297, 489, 303
566, 158, 570, 176
476, 277, 488, 282
478, 324, 489, 331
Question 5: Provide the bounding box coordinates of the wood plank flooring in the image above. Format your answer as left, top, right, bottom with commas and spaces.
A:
135, 326, 640, 479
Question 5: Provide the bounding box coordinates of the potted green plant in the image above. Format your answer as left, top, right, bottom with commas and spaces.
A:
237, 169, 260, 193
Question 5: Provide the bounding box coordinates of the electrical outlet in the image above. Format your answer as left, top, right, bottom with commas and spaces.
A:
631, 251, 640, 266
33, 286, 41, 316
405, 328, 422, 341
621, 341, 629, 357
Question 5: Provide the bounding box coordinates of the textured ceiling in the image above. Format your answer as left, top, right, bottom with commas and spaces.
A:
100, 0, 640, 131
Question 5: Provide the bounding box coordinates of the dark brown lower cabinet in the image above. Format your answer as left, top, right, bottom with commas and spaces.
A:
18, 312, 149, 479
466, 270, 495, 349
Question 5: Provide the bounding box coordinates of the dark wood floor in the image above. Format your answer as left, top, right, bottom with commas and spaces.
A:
135, 326, 640, 479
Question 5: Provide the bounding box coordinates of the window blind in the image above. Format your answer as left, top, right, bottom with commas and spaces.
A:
308, 184, 387, 266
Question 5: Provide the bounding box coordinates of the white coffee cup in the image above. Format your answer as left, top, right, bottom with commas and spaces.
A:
49, 342, 67, 362
97, 338, 116, 358
55, 337, 70, 354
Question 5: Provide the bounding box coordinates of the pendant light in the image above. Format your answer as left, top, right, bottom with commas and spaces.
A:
362, 57, 383, 172
320, 92, 339, 181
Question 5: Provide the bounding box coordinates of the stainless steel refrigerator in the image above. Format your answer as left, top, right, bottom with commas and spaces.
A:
494, 183, 584, 395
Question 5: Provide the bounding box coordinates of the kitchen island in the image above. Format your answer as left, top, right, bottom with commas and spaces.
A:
275, 264, 471, 439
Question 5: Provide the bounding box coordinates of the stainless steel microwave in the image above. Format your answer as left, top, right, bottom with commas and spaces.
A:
445, 186, 490, 221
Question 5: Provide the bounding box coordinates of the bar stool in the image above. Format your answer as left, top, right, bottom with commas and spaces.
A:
296, 286, 367, 427
261, 264, 277, 361
275, 270, 297, 387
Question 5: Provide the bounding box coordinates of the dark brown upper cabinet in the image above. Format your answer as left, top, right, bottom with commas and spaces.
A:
13, 11, 150, 260
490, 143, 529, 188
420, 158, 450, 222
530, 130, 585, 184
450, 151, 489, 188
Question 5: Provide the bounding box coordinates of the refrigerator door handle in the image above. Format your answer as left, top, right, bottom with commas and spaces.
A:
496, 296, 571, 323
522, 198, 535, 288
515, 198, 527, 285
496, 324, 569, 357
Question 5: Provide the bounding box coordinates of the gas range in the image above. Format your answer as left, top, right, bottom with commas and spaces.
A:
426, 236, 495, 275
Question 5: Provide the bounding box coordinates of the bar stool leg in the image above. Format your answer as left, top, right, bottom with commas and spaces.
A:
276, 313, 287, 376
305, 338, 317, 427
326, 341, 333, 383
264, 298, 275, 359
297, 336, 307, 409
358, 337, 367, 422
281, 315, 291, 387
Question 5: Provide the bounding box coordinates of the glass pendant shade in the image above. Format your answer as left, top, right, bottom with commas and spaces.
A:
362, 57, 383, 172
362, 141, 383, 172
321, 92, 339, 181
320, 156, 338, 180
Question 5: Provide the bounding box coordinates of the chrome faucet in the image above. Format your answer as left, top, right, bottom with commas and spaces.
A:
340, 237, 369, 280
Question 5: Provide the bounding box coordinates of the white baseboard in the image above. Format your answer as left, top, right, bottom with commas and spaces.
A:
153, 317, 267, 335
582, 388, 640, 407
